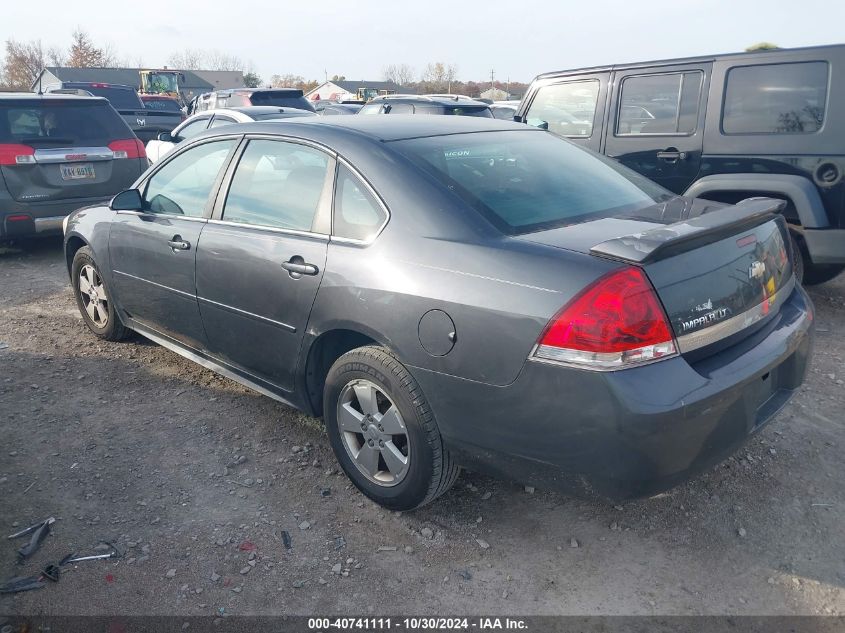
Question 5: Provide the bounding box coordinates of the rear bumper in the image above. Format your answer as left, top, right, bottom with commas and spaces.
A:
802, 228, 845, 264
412, 285, 814, 499
0, 196, 109, 239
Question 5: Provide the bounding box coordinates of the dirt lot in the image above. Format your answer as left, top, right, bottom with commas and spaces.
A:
0, 237, 843, 617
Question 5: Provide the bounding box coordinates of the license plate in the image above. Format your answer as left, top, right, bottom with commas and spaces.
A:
60, 163, 95, 180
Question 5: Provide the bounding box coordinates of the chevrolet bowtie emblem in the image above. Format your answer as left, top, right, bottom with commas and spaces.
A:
749, 260, 766, 280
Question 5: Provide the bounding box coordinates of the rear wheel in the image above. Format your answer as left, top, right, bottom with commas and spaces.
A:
71, 246, 129, 341
324, 346, 459, 510
790, 228, 845, 286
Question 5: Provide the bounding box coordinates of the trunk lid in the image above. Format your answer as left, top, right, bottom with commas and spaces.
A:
517, 197, 795, 354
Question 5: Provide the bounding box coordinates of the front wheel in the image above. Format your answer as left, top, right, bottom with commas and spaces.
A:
71, 246, 129, 341
324, 346, 459, 510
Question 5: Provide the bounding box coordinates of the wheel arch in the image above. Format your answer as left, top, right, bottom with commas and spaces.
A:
300, 326, 391, 418
64, 233, 90, 276
684, 174, 828, 229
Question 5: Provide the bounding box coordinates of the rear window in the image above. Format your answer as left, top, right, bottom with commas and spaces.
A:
143, 98, 182, 112
248, 92, 315, 112
81, 86, 143, 110
722, 61, 828, 134
393, 130, 671, 234
0, 101, 133, 147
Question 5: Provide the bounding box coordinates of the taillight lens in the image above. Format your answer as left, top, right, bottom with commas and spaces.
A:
534, 267, 677, 370
109, 139, 146, 160
0, 144, 35, 166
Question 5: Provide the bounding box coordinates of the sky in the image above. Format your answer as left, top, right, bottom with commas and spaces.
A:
4, 0, 844, 84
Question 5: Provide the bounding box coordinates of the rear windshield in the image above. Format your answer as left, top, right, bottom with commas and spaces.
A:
393, 130, 672, 234
143, 99, 182, 112
446, 106, 493, 118
252, 111, 313, 120
248, 92, 315, 112
80, 87, 143, 110
0, 101, 132, 147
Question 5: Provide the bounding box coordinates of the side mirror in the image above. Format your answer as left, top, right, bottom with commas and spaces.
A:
157, 131, 174, 142
512, 114, 525, 124
110, 189, 144, 211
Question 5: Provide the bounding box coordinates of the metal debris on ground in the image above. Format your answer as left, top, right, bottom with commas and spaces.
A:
8, 517, 55, 561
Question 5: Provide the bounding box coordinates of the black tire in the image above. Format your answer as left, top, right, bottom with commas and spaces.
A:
790, 229, 845, 286
71, 246, 129, 341
324, 346, 460, 510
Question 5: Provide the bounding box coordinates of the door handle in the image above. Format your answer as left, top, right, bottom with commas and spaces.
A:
656, 149, 687, 162
167, 235, 191, 251
282, 257, 319, 278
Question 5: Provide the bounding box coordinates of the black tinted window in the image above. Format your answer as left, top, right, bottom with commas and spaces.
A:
176, 118, 210, 139
333, 165, 387, 241
143, 99, 182, 112
722, 62, 828, 134
395, 130, 671, 234
0, 101, 131, 146
83, 87, 143, 110
617, 72, 702, 135
223, 139, 330, 231
248, 92, 315, 112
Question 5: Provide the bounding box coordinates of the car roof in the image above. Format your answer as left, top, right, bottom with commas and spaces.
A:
60, 82, 136, 90
0, 92, 108, 103
535, 43, 845, 79
202, 114, 531, 142
369, 94, 490, 107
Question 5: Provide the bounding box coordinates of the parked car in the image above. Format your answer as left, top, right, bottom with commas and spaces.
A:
64, 116, 812, 510
489, 101, 520, 120
140, 94, 185, 122
44, 82, 182, 144
190, 88, 316, 114
317, 103, 364, 116
145, 106, 316, 163
358, 95, 493, 117
0, 93, 146, 241
517, 44, 845, 284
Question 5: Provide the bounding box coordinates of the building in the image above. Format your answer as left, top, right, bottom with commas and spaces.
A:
305, 79, 408, 102
479, 87, 511, 102
31, 67, 245, 102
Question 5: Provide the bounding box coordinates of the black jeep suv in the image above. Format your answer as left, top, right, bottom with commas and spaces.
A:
517, 44, 845, 284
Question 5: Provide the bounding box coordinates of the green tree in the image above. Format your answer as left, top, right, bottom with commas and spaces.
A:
243, 71, 261, 88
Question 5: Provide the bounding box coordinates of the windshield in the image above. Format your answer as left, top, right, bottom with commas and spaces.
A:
393, 130, 673, 234
147, 73, 179, 93
0, 101, 132, 147
143, 98, 182, 112
249, 92, 315, 112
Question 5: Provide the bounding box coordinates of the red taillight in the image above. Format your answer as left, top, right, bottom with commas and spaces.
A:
534, 267, 677, 370
109, 139, 146, 160
6, 214, 31, 222
0, 144, 35, 166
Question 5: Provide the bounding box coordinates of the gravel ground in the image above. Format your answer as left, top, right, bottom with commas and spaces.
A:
0, 237, 843, 616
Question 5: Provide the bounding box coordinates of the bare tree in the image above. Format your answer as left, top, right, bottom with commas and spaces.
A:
420, 62, 459, 93
271, 73, 304, 88
46, 46, 66, 67
382, 63, 415, 86
67, 29, 108, 67
167, 49, 206, 70
2, 39, 45, 90
205, 50, 246, 72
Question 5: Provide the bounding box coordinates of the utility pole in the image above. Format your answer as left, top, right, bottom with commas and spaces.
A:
490, 69, 495, 93
506, 76, 510, 99
324, 69, 328, 83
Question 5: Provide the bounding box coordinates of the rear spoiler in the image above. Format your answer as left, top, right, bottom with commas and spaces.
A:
590, 198, 786, 264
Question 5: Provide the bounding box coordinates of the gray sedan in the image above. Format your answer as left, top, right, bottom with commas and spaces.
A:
64, 116, 813, 510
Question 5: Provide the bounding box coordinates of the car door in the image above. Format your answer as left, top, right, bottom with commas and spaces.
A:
521, 73, 610, 151
108, 137, 239, 350
195, 136, 334, 392
603, 64, 710, 194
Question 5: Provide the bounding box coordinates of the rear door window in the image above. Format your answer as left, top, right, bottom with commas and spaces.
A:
222, 139, 331, 232
333, 164, 387, 241
616, 72, 702, 135
525, 80, 599, 137
0, 101, 131, 147
176, 117, 211, 140
722, 61, 828, 134
82, 87, 144, 110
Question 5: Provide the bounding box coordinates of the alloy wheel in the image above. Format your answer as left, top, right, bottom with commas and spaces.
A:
337, 379, 411, 486
78, 264, 109, 328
